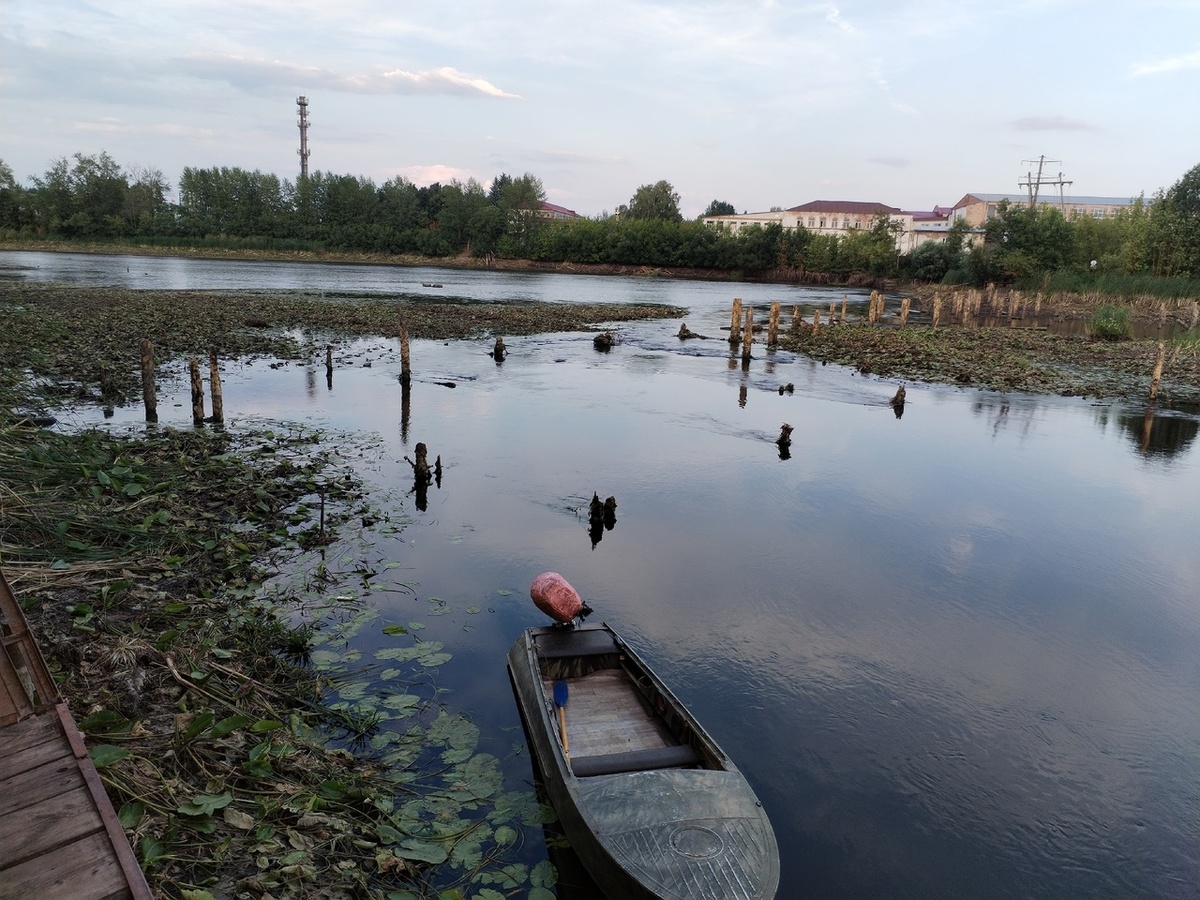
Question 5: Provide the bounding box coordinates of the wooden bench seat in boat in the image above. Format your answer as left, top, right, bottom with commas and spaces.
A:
570, 743, 701, 777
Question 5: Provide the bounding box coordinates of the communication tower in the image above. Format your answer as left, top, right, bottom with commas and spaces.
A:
297, 96, 311, 178
1019, 155, 1072, 212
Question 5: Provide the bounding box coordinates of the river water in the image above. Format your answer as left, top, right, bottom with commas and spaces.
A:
4, 250, 1198, 899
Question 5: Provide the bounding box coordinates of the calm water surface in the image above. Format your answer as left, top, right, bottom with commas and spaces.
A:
6, 250, 1199, 899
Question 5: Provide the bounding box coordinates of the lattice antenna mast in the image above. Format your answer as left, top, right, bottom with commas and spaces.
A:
297, 96, 311, 178
1019, 155, 1072, 211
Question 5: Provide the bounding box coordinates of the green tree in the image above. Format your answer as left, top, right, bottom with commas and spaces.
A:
1149, 161, 1200, 277
701, 199, 736, 218
622, 180, 682, 222
0, 158, 30, 230
439, 178, 503, 253
493, 172, 545, 255
122, 165, 168, 234
178, 166, 286, 238
979, 200, 1075, 283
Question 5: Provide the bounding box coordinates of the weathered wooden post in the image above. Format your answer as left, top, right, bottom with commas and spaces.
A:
812, 309, 821, 332
399, 322, 411, 385
933, 295, 942, 329
1149, 341, 1166, 402
325, 345, 333, 377
900, 297, 911, 328
793, 305, 801, 327
767, 302, 781, 346
729, 298, 743, 345
139, 339, 157, 423
189, 357, 205, 426
492, 336, 507, 361
741, 307, 754, 362
208, 350, 224, 424
840, 295, 848, 324
829, 302, 836, 324
400, 380, 411, 444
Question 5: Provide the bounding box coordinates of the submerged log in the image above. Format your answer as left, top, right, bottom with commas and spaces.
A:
407, 442, 432, 482
1149, 341, 1166, 402
189, 357, 205, 426
677, 322, 706, 340
593, 331, 615, 351
140, 339, 157, 423
399, 322, 411, 385
208, 350, 224, 424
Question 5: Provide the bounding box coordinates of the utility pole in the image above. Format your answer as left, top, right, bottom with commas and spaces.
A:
1019, 155, 1072, 213
297, 96, 311, 178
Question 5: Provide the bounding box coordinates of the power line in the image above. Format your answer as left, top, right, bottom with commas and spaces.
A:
1019, 155, 1072, 211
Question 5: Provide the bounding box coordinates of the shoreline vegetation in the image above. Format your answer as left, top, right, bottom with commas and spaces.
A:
2, 251, 1199, 898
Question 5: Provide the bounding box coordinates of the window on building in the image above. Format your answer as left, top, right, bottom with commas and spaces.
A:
819, 217, 826, 228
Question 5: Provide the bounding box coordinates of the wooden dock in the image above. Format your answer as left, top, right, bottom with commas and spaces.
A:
0, 569, 153, 900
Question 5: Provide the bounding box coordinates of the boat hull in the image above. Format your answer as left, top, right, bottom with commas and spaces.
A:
507, 622, 779, 900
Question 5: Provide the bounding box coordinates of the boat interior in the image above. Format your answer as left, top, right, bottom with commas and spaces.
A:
533, 628, 718, 779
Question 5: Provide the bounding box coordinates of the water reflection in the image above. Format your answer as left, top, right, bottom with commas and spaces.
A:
1122, 406, 1199, 457
14, 254, 1200, 900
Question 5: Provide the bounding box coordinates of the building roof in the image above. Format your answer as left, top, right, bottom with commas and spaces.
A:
539, 201, 580, 217
952, 192, 1139, 209
787, 200, 902, 215
907, 209, 951, 222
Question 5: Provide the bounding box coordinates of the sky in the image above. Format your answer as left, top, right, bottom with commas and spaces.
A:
2, 0, 1199, 219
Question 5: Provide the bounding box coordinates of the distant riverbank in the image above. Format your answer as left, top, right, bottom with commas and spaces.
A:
0, 236, 893, 288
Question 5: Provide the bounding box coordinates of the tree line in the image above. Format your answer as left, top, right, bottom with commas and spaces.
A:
1, 152, 1197, 288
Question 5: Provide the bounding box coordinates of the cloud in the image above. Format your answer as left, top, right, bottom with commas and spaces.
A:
176, 54, 520, 98
391, 163, 474, 186
70, 119, 216, 140
1011, 115, 1099, 132
823, 3, 857, 35
1131, 48, 1200, 76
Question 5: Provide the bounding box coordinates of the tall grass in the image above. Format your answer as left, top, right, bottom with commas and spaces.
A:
1030, 270, 1200, 300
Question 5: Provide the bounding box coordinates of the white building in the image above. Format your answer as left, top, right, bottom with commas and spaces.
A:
703, 200, 949, 252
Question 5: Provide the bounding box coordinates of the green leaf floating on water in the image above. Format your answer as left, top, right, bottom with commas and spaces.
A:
395, 839, 449, 864
375, 639, 452, 667
382, 693, 421, 713
530, 859, 558, 888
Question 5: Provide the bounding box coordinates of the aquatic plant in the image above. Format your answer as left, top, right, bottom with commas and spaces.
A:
1089, 304, 1132, 341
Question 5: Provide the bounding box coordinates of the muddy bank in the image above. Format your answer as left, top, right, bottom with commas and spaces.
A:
779, 323, 1200, 407
0, 283, 680, 408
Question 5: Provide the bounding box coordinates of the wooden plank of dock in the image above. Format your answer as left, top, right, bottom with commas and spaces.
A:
0, 570, 153, 900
